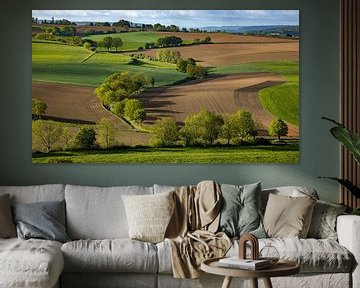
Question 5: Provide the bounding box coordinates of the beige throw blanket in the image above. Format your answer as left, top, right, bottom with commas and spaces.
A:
165, 181, 231, 279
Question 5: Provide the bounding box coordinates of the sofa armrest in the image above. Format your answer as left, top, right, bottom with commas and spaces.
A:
337, 215, 360, 288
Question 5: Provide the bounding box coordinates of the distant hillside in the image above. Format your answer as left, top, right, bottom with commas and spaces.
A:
202, 25, 299, 37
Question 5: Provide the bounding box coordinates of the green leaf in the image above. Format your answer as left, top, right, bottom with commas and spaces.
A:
322, 117, 360, 165
319, 177, 360, 198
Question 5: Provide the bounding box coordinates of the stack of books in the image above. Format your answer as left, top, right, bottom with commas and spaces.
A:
218, 257, 271, 270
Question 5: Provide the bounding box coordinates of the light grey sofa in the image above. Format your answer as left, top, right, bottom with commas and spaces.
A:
0, 184, 359, 288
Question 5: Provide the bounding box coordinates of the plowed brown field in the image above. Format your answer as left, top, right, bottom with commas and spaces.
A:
32, 82, 150, 145
135, 32, 299, 67
137, 72, 298, 136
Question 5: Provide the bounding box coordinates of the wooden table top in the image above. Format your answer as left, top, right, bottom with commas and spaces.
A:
201, 257, 300, 278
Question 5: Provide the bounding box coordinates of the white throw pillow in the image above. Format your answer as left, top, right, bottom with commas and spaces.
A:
122, 191, 175, 243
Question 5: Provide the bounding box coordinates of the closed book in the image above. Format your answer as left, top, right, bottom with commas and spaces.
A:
218, 257, 271, 270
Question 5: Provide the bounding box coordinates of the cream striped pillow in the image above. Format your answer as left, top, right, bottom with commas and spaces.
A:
122, 191, 175, 243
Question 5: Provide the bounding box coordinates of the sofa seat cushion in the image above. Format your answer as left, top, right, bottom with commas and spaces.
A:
0, 238, 64, 288
231, 238, 354, 273
61, 239, 158, 273
157, 238, 353, 274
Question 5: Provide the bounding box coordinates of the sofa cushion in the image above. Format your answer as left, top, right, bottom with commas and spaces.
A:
307, 200, 347, 240
0, 194, 16, 238
263, 193, 316, 238
0, 238, 64, 288
61, 239, 158, 273
122, 191, 175, 243
12, 200, 70, 243
0, 184, 65, 204
234, 238, 353, 273
65, 185, 153, 239
158, 237, 353, 274
218, 182, 266, 238
261, 186, 319, 213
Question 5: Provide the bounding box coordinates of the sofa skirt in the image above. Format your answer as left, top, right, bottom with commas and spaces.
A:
61, 273, 157, 288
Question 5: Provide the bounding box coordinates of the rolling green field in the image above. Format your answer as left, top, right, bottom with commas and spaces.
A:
32, 41, 187, 87
32, 145, 299, 164
32, 42, 186, 87
210, 61, 299, 125
84, 31, 160, 51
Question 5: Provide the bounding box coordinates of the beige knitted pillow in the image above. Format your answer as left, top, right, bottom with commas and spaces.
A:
122, 191, 175, 243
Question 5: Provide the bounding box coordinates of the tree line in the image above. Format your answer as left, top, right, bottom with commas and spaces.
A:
150, 110, 288, 147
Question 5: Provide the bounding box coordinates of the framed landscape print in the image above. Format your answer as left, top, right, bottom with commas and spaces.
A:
31, 10, 299, 163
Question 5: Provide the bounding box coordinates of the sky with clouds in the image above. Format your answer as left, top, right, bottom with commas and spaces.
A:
32, 10, 299, 27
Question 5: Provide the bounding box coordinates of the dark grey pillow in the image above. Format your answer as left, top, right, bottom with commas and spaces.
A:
12, 200, 70, 243
218, 182, 266, 238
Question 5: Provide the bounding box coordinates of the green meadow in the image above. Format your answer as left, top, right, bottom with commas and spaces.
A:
83, 31, 160, 51
210, 61, 299, 125
32, 41, 186, 87
32, 145, 299, 164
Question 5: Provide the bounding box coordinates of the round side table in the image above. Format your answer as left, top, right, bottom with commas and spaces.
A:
201, 257, 300, 288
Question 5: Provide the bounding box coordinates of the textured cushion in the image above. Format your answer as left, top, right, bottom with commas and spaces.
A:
263, 193, 316, 238
0, 184, 65, 204
12, 200, 70, 243
0, 194, 16, 238
307, 200, 347, 240
122, 191, 175, 243
61, 239, 158, 273
65, 185, 153, 239
218, 182, 266, 238
0, 238, 64, 288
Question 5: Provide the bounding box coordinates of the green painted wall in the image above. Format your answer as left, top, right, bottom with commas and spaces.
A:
0, 0, 340, 202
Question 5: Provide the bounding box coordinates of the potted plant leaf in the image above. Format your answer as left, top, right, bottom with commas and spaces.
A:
320, 117, 360, 215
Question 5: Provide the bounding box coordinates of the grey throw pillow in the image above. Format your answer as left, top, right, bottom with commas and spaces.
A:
0, 194, 16, 238
12, 200, 70, 243
307, 200, 347, 240
218, 182, 266, 238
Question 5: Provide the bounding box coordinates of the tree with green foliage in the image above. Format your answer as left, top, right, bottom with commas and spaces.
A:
157, 36, 183, 47
75, 127, 96, 149
111, 100, 127, 117
180, 115, 201, 146
112, 37, 123, 51
232, 110, 257, 141
150, 77, 155, 88
102, 36, 113, 51
32, 98, 47, 119
176, 59, 187, 73
95, 72, 149, 107
221, 114, 236, 145
83, 42, 92, 50
269, 118, 288, 140
156, 49, 181, 64
180, 110, 223, 146
132, 108, 146, 123
151, 118, 179, 147
62, 127, 74, 149
96, 118, 116, 148
196, 110, 223, 145
186, 64, 207, 79
203, 36, 212, 43
32, 120, 63, 152
124, 99, 146, 122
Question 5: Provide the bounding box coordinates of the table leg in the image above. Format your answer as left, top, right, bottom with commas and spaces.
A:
251, 278, 258, 288
221, 276, 233, 288
263, 277, 273, 288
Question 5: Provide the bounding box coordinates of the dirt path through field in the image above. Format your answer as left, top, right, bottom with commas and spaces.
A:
32, 81, 150, 145
138, 72, 298, 136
